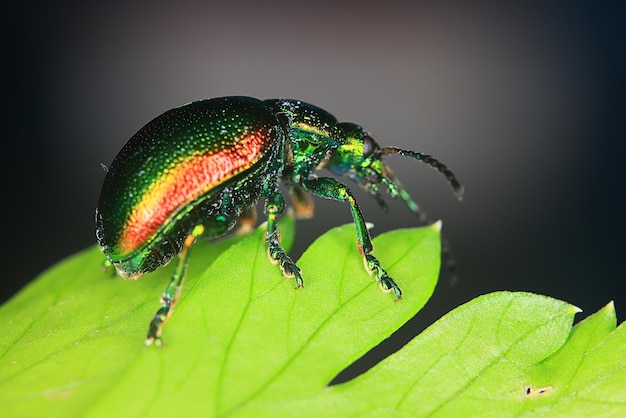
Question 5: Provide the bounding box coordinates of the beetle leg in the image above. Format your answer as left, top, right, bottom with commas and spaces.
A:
146, 224, 205, 346
290, 184, 315, 219
265, 192, 304, 288
236, 204, 257, 234
301, 176, 402, 300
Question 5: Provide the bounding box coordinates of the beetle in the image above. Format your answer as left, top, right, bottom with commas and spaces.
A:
95, 96, 463, 345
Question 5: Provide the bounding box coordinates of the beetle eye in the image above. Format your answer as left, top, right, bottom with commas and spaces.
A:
363, 134, 376, 157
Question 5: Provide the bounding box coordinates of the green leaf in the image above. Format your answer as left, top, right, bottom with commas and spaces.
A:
526, 301, 626, 416
2, 220, 624, 418
0, 220, 440, 417
0, 217, 294, 417
232, 295, 625, 418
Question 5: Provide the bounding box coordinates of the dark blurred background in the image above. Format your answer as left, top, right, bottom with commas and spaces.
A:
5, 1, 624, 371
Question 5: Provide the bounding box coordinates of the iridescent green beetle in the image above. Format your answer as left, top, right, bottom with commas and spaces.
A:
95, 96, 463, 345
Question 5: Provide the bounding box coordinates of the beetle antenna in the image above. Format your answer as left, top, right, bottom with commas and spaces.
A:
379, 147, 464, 201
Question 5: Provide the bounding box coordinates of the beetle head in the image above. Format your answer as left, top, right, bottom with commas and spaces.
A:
326, 122, 463, 215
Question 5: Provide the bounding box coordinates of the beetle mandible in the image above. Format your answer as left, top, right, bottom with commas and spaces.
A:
95, 96, 463, 345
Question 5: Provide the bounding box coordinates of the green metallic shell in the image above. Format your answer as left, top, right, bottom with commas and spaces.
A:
96, 96, 284, 277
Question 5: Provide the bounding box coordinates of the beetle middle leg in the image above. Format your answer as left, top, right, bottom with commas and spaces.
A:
264, 191, 304, 288
146, 224, 205, 346
301, 176, 402, 300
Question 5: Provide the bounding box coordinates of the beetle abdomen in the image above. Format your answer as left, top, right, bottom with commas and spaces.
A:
96, 96, 282, 276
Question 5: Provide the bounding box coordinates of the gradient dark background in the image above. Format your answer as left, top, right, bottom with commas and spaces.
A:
5, 1, 624, 368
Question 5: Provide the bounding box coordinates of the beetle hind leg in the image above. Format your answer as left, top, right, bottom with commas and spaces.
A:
264, 192, 304, 288
146, 224, 205, 346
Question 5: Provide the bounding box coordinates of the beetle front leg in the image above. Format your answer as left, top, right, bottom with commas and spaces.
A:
301, 176, 402, 300
265, 192, 304, 288
146, 224, 205, 346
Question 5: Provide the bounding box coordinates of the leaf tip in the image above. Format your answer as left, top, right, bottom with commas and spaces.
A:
430, 220, 443, 233
598, 300, 616, 317
571, 304, 583, 314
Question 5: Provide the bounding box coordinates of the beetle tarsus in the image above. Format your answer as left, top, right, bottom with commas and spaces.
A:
146, 308, 169, 346
266, 228, 304, 288
365, 254, 402, 300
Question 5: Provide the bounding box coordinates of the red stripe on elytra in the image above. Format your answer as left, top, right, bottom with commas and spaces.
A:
119, 131, 271, 253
